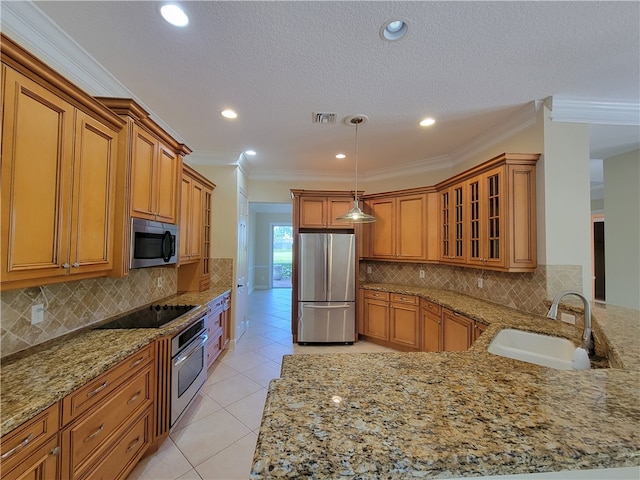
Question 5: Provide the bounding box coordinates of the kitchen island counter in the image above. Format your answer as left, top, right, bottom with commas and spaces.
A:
251, 285, 640, 479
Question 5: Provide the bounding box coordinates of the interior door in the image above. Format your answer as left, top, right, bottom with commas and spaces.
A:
235, 191, 249, 340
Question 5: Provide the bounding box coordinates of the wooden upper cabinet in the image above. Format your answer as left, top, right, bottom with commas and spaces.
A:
296, 193, 355, 229
97, 97, 191, 277
437, 153, 539, 272
1, 51, 123, 291
363, 191, 433, 261
439, 183, 466, 264
129, 126, 179, 223
177, 165, 215, 291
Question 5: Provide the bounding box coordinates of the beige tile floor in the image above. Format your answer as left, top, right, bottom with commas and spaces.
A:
128, 288, 394, 480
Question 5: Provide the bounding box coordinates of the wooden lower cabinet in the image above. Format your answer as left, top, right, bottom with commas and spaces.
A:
360, 290, 488, 353
60, 345, 154, 480
421, 299, 443, 353
389, 294, 420, 351
0, 403, 60, 480
205, 292, 232, 368
362, 291, 390, 341
442, 308, 474, 352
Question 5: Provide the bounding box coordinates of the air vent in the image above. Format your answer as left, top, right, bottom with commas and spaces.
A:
313, 112, 337, 124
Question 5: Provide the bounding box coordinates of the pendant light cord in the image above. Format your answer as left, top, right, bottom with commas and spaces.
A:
354, 118, 362, 204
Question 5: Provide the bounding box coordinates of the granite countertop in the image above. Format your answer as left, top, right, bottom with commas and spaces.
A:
251, 283, 640, 479
0, 286, 231, 437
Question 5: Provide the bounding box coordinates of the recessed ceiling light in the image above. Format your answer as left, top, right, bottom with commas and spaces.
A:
336, 154, 346, 159
160, 4, 189, 27
245, 150, 256, 156
420, 117, 436, 127
221, 109, 238, 119
380, 19, 408, 41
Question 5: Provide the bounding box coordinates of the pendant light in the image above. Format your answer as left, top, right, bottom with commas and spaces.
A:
335, 115, 377, 223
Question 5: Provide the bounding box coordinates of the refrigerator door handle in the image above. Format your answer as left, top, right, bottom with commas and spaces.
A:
300, 303, 351, 309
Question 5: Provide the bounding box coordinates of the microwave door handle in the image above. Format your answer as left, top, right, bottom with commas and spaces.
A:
162, 231, 173, 262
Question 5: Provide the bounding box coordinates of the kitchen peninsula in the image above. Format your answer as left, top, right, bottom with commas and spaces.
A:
250, 286, 640, 479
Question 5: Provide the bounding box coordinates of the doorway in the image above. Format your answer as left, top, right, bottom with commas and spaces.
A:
593, 215, 605, 302
272, 224, 293, 288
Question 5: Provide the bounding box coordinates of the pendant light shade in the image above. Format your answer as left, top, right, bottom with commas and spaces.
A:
335, 116, 377, 223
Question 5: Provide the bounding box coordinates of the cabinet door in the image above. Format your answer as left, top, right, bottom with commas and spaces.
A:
474, 321, 488, 342
396, 194, 427, 260
155, 144, 179, 223
421, 300, 442, 352
442, 308, 474, 351
390, 302, 420, 349
69, 111, 117, 275
299, 197, 327, 228
130, 126, 157, 220
188, 180, 204, 260
440, 185, 466, 264
368, 198, 395, 258
2, 435, 59, 480
179, 175, 192, 262
1, 67, 74, 284
363, 298, 389, 340
327, 197, 354, 228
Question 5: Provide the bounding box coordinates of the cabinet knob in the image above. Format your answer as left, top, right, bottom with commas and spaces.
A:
50, 446, 60, 456
62, 263, 70, 269
72, 262, 80, 268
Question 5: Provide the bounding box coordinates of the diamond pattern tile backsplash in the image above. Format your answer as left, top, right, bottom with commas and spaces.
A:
1, 267, 178, 358
360, 262, 582, 316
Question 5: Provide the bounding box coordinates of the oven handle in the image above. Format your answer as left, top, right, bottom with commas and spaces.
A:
174, 333, 208, 367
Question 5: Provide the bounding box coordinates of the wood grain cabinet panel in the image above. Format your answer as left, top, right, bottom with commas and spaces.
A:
297, 195, 355, 229
389, 294, 420, 350
442, 308, 474, 352
177, 165, 215, 292
0, 402, 60, 480
421, 299, 443, 353
1, 65, 120, 290
362, 292, 390, 341
60, 345, 155, 480
437, 153, 539, 272
362, 191, 433, 262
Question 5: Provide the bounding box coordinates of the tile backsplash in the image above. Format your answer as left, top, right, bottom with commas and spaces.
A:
1, 259, 235, 358
1, 267, 176, 358
360, 261, 582, 316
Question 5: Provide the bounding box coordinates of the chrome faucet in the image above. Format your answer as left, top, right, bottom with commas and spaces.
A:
547, 290, 593, 353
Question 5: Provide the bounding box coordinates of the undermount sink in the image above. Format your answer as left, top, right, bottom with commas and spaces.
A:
488, 329, 588, 370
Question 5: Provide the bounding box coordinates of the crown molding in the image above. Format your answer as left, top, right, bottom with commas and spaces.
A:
364, 155, 453, 182
550, 96, 640, 126
450, 101, 541, 167
0, 1, 187, 144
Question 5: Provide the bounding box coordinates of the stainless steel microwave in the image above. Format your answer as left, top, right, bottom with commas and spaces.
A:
130, 218, 178, 268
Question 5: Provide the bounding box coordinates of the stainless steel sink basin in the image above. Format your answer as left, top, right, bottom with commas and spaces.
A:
488, 329, 589, 370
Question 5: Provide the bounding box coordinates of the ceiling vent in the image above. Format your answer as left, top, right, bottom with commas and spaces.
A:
312, 112, 337, 124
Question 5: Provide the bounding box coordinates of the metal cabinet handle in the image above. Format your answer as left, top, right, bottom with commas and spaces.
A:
83, 424, 105, 443
127, 391, 142, 404
1, 433, 34, 459
87, 381, 108, 398
129, 357, 144, 368
62, 263, 70, 269
72, 262, 80, 268
126, 437, 141, 453
50, 446, 60, 456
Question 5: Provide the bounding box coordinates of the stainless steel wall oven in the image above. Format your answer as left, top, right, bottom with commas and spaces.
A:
170, 317, 208, 426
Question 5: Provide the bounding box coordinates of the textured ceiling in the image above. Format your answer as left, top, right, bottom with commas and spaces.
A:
30, 1, 640, 179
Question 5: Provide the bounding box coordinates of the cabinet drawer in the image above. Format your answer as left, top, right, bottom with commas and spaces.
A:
390, 293, 418, 305
206, 332, 224, 367
1, 402, 59, 473
78, 408, 151, 480
63, 365, 152, 475
363, 290, 389, 301
2, 434, 59, 480
62, 344, 153, 425
421, 299, 442, 316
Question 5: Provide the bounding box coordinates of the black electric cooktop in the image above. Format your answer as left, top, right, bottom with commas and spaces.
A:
97, 304, 197, 329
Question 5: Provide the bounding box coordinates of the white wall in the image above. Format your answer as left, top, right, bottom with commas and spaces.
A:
604, 149, 640, 309
539, 106, 592, 298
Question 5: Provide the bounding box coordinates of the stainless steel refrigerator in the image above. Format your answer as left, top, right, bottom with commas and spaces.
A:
297, 233, 356, 343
